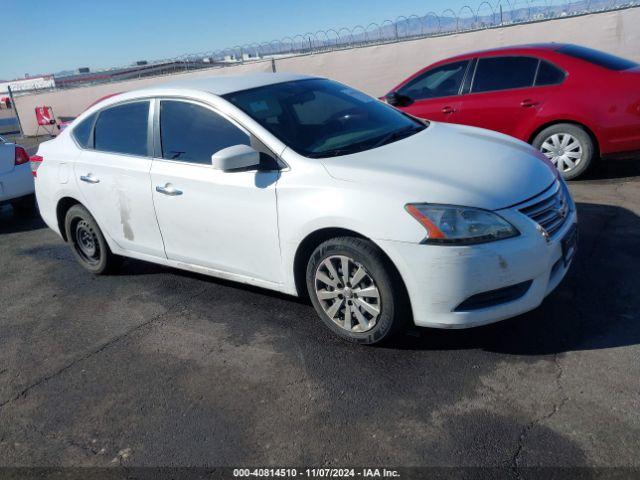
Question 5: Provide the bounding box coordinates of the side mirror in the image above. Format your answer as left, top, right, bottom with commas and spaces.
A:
211, 144, 260, 171
386, 92, 412, 107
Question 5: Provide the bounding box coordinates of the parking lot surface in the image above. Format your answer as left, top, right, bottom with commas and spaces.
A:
1, 156, 639, 472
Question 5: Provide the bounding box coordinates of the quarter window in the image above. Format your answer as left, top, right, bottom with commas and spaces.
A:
94, 102, 149, 156
535, 60, 566, 86
397, 61, 469, 100
72, 112, 97, 148
159, 100, 250, 164
472, 57, 539, 93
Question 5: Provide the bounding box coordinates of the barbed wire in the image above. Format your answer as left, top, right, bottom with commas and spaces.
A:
146, 0, 637, 64
37, 0, 640, 90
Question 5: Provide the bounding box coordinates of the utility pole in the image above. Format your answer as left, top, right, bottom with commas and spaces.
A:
7, 86, 24, 138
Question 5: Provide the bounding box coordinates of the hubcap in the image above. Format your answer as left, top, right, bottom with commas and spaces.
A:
74, 219, 101, 265
540, 133, 583, 173
314, 255, 381, 333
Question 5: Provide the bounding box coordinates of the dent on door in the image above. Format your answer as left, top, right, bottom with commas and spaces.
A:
73, 152, 166, 257
118, 191, 134, 241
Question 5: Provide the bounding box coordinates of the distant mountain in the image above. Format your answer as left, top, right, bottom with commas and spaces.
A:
255, 0, 618, 56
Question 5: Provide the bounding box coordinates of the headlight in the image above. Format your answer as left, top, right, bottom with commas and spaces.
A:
405, 204, 519, 245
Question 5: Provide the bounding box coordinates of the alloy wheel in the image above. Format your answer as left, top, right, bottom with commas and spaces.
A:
314, 255, 381, 333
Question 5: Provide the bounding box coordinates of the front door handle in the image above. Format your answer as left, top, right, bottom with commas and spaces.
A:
521, 99, 539, 108
441, 106, 455, 114
80, 174, 100, 184
156, 184, 183, 196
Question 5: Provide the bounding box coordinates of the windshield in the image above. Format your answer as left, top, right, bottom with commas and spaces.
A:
223, 78, 426, 158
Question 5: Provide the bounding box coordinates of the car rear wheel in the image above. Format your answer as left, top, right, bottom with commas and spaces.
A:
533, 123, 595, 180
306, 237, 408, 345
64, 204, 120, 275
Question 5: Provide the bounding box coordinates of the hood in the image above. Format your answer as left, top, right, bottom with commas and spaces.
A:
319, 122, 557, 210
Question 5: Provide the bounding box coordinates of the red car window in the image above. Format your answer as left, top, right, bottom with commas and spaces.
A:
472, 57, 539, 93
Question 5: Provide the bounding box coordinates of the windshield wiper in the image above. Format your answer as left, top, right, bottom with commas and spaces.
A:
307, 148, 358, 158
369, 126, 424, 150
307, 125, 425, 158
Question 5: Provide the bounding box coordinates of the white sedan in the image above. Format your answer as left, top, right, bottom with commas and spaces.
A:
0, 135, 35, 213
34, 73, 577, 344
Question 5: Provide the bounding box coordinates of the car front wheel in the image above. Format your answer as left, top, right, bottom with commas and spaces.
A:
533, 123, 595, 180
306, 237, 408, 345
64, 204, 120, 275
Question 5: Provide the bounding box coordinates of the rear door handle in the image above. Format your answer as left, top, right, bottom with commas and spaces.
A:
521, 99, 539, 108
441, 106, 455, 114
80, 174, 100, 184
156, 184, 183, 196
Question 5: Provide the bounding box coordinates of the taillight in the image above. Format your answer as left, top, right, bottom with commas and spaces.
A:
15, 146, 30, 166
30, 155, 43, 177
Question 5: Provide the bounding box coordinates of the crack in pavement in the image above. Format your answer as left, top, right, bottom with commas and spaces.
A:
0, 287, 209, 410
510, 353, 570, 479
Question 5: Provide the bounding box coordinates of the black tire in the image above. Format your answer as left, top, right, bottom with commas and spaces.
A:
532, 123, 595, 180
64, 204, 121, 275
11, 194, 36, 216
306, 237, 409, 345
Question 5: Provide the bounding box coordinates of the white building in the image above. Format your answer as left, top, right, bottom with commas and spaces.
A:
0, 75, 56, 96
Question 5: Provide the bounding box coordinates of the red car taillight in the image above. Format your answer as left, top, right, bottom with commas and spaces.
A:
14, 146, 30, 166
30, 154, 43, 177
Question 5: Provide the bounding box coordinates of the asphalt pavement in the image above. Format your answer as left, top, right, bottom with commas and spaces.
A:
0, 156, 639, 475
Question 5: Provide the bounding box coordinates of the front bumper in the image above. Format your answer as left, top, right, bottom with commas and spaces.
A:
378, 207, 577, 329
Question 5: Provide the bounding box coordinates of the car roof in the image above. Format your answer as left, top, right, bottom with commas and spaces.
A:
153, 72, 316, 96
445, 43, 567, 61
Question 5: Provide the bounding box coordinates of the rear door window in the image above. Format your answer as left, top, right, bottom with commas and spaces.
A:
398, 61, 470, 100
94, 101, 149, 156
159, 100, 250, 165
472, 57, 539, 93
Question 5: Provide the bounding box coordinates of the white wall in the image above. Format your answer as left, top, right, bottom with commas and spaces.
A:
13, 7, 640, 136
276, 7, 640, 96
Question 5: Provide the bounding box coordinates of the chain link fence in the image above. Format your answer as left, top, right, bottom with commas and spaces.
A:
12, 0, 640, 93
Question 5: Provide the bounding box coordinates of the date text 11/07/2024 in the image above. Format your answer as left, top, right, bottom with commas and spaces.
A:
232, 468, 401, 478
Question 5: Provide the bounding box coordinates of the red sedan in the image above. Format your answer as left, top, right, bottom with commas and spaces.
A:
385, 44, 640, 179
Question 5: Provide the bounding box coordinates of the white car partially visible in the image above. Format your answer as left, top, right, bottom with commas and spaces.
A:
34, 74, 577, 344
0, 135, 35, 213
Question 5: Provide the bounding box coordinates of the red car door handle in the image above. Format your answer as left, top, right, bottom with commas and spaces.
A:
442, 106, 455, 114
521, 99, 539, 108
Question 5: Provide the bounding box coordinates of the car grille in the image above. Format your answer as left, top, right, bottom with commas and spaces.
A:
519, 181, 570, 237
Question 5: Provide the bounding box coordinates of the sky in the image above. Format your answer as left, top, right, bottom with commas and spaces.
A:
3, 0, 483, 80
